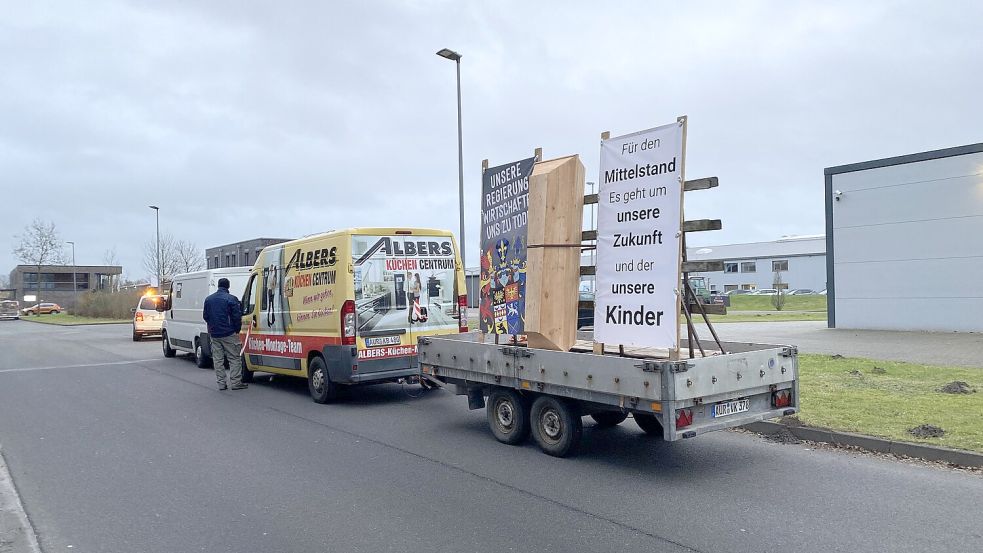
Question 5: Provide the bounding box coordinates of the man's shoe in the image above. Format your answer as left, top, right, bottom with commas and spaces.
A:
218, 385, 228, 390
230, 384, 248, 390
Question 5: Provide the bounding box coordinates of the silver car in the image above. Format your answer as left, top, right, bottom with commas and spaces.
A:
0, 300, 20, 320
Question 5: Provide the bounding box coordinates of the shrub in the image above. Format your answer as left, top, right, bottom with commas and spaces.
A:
73, 289, 144, 319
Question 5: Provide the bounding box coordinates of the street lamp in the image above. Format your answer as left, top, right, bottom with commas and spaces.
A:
66, 240, 77, 310
436, 47, 466, 269
149, 205, 161, 288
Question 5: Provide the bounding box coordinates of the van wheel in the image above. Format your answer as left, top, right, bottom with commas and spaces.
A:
195, 341, 212, 369
530, 396, 582, 458
162, 332, 176, 357
634, 413, 665, 438
590, 411, 629, 427
486, 388, 530, 445
132, 329, 140, 341
307, 356, 336, 403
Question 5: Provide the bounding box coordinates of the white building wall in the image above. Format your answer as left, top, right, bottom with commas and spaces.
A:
696, 254, 827, 293
828, 149, 983, 332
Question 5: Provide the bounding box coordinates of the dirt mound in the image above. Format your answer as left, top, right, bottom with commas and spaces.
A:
938, 381, 976, 394
871, 366, 886, 374
848, 369, 863, 376
780, 415, 804, 427
908, 424, 945, 439
766, 428, 802, 445
830, 354, 844, 359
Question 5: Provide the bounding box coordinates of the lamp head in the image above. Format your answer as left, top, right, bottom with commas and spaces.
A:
436, 48, 461, 61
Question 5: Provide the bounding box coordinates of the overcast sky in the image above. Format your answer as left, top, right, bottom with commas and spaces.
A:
3, 0, 981, 281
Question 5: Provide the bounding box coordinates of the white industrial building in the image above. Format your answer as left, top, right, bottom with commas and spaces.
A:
686, 236, 827, 294
825, 142, 983, 332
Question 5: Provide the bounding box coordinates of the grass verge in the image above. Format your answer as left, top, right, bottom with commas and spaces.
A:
796, 354, 982, 453
728, 294, 826, 312
18, 313, 130, 325
707, 312, 826, 323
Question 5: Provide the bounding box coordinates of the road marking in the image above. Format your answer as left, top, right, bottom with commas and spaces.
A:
0, 450, 43, 553
0, 358, 161, 374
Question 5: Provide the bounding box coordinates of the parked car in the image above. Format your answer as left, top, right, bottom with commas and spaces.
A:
725, 289, 751, 296
749, 289, 778, 295
1, 300, 20, 320
789, 289, 815, 295
132, 294, 166, 341
819, 289, 827, 295
21, 302, 62, 315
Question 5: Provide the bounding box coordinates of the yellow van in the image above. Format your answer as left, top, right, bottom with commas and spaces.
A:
238, 228, 468, 402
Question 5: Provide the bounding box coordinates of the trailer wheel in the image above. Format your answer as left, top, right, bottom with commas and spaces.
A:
590, 411, 628, 427
307, 356, 336, 404
634, 413, 665, 438
161, 331, 176, 358
486, 389, 530, 445
530, 396, 582, 457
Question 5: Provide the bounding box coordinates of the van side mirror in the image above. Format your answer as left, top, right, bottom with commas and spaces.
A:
131, 308, 137, 314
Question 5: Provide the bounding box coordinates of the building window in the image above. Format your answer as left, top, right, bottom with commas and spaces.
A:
775, 283, 789, 290
231, 254, 237, 266
741, 284, 755, 290
243, 251, 249, 266
772, 260, 788, 272
740, 262, 756, 273
225, 254, 230, 267
724, 285, 738, 292
724, 262, 738, 273
214, 256, 219, 268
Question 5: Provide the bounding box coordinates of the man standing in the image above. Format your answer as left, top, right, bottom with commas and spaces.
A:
202, 277, 247, 390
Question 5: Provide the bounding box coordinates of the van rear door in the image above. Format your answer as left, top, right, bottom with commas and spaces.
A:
351, 234, 459, 371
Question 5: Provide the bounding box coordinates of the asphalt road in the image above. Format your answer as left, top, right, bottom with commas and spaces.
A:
1, 321, 981, 553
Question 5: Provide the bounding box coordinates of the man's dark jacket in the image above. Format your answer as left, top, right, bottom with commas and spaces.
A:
202, 288, 242, 338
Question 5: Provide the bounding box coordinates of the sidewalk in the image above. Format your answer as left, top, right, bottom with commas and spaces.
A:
694, 320, 983, 368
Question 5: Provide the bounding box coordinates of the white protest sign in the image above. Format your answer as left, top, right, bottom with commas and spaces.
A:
594, 121, 684, 349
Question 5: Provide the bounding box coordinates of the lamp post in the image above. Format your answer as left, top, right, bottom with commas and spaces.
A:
66, 240, 77, 310
436, 47, 466, 269
149, 205, 161, 288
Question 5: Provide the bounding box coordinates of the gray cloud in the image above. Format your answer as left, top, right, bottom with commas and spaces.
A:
2, 1, 981, 280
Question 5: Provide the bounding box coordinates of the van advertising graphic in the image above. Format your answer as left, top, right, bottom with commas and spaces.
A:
479, 156, 536, 335
352, 235, 458, 339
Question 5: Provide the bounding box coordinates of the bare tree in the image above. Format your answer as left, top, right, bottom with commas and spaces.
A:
143, 233, 204, 283
103, 247, 121, 291
0, 274, 10, 289
174, 239, 205, 273
13, 219, 65, 313
771, 270, 787, 311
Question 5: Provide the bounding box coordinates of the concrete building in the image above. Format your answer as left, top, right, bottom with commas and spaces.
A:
206, 238, 292, 269
686, 236, 827, 294
8, 265, 122, 309
825, 142, 983, 332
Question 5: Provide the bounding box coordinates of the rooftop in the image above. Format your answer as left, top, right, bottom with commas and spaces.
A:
686, 235, 825, 261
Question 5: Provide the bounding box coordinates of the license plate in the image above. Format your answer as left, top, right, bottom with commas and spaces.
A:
712, 398, 750, 418
365, 335, 401, 347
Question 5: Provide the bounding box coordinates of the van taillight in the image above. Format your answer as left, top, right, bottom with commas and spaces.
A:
341, 300, 356, 346
772, 389, 793, 408
676, 408, 693, 429
458, 295, 468, 333
135, 312, 144, 322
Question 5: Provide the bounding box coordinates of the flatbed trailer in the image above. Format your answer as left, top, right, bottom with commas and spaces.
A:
418, 332, 799, 457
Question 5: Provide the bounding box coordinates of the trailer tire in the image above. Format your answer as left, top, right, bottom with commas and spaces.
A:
634, 413, 664, 438
307, 355, 336, 404
486, 388, 530, 445
590, 411, 628, 427
162, 331, 176, 358
530, 396, 582, 457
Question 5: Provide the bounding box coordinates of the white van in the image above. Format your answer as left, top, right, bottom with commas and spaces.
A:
160, 267, 251, 368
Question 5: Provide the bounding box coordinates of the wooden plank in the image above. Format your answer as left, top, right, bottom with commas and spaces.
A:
578, 299, 593, 310
593, 130, 611, 357
681, 260, 724, 273
682, 219, 722, 232
683, 176, 718, 191
525, 154, 585, 351
579, 266, 595, 276
584, 193, 598, 205
581, 230, 597, 241
683, 303, 726, 315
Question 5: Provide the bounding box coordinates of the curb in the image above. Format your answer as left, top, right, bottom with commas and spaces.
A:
743, 421, 983, 468
17, 317, 129, 326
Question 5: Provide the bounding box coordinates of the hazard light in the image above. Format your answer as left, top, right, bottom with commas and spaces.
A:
341, 300, 356, 346
675, 408, 693, 429
458, 295, 468, 333
772, 389, 793, 408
